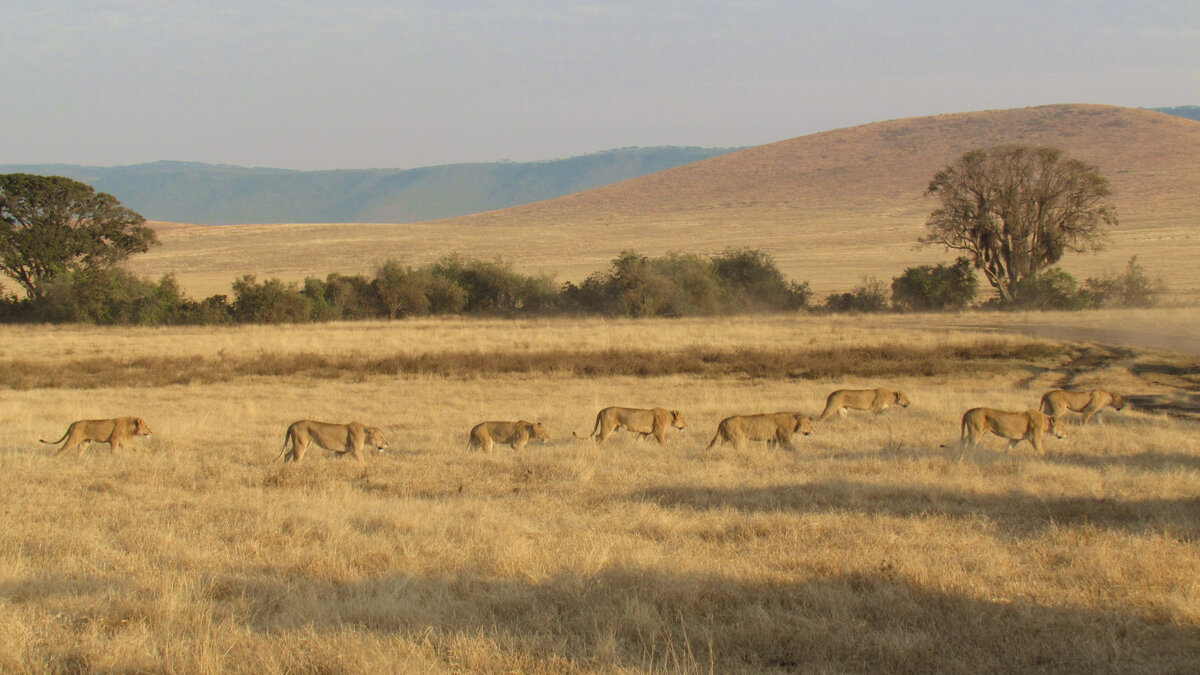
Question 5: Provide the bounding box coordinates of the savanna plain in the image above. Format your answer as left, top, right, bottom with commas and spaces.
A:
1, 312, 1198, 673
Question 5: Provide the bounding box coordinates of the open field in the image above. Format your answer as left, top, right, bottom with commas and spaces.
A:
1, 312, 1198, 672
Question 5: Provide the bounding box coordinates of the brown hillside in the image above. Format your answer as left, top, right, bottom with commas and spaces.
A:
129, 104, 1200, 301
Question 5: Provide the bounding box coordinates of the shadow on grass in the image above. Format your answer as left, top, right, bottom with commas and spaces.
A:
6, 555, 1197, 671
631, 479, 1200, 540
83, 566, 1200, 672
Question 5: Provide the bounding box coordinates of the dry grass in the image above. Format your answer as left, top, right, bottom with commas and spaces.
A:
0, 312, 1198, 672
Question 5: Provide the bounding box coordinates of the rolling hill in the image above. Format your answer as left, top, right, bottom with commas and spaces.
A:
0, 147, 736, 225
127, 104, 1200, 302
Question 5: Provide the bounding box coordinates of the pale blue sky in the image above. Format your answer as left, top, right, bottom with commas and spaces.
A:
3, 0, 1197, 170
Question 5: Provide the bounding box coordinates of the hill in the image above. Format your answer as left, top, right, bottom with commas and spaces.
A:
127, 104, 1200, 302
0, 147, 736, 225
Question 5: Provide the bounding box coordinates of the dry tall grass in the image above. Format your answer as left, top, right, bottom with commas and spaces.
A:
1, 313, 1197, 672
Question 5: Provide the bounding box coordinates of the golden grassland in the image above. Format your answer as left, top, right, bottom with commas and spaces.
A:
1, 312, 1198, 672
126, 105, 1200, 302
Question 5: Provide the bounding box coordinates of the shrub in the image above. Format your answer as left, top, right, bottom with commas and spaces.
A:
1009, 267, 1087, 310
35, 269, 190, 324
430, 255, 557, 314
891, 257, 978, 311
373, 261, 432, 319
303, 273, 378, 321
711, 248, 811, 310
1083, 256, 1166, 308
825, 278, 889, 313
231, 275, 312, 323
565, 249, 810, 317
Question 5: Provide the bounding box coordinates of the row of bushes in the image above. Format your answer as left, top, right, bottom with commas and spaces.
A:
824, 256, 1164, 313
0, 251, 1163, 325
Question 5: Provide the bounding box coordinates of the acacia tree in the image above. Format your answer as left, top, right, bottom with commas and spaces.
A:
0, 174, 158, 299
921, 145, 1117, 305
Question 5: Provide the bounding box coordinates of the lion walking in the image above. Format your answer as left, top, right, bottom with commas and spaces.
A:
1039, 389, 1126, 424
706, 412, 814, 451
276, 420, 388, 462
573, 406, 686, 445
818, 388, 910, 421
960, 408, 1064, 454
468, 420, 550, 452
40, 417, 152, 457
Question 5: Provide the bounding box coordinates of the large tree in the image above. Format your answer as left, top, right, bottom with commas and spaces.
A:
921, 145, 1117, 305
0, 174, 158, 299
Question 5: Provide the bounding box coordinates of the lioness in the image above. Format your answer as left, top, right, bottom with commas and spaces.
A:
40, 417, 152, 457
1040, 389, 1126, 424
275, 420, 388, 463
818, 388, 910, 421
706, 412, 814, 451
960, 407, 1064, 454
468, 420, 550, 452
574, 406, 686, 445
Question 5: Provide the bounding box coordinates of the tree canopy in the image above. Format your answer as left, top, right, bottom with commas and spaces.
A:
921, 145, 1117, 305
0, 173, 158, 299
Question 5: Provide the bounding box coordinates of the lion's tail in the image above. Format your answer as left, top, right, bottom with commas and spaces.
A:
38, 430, 69, 445
572, 413, 602, 442
816, 396, 838, 421
273, 428, 294, 463
705, 427, 723, 451
1038, 394, 1052, 415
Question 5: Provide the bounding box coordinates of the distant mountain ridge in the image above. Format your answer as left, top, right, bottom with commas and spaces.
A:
0, 147, 737, 225
1152, 106, 1200, 122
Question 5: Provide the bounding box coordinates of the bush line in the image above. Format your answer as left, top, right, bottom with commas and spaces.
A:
0, 250, 1164, 326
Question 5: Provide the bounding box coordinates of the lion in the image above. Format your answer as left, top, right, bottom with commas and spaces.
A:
1039, 389, 1126, 424
573, 406, 686, 445
960, 407, 1065, 454
275, 420, 389, 463
40, 417, 152, 457
705, 412, 814, 451
468, 420, 550, 452
818, 388, 910, 421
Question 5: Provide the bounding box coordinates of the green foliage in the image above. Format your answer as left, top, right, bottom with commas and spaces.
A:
1009, 267, 1087, 310
373, 261, 433, 319
922, 145, 1116, 305
711, 248, 812, 310
302, 273, 378, 321
890, 257, 978, 311
36, 269, 187, 325
563, 249, 809, 317
1082, 256, 1166, 308
824, 278, 890, 313
231, 275, 312, 324
0, 173, 159, 299
2, 247, 1157, 326
431, 255, 558, 314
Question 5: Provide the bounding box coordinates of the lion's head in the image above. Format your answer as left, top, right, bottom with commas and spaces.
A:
1045, 414, 1066, 440
1110, 393, 1127, 411
365, 427, 390, 451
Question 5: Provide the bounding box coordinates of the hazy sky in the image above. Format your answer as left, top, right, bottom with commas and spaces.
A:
3, 1, 1197, 170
